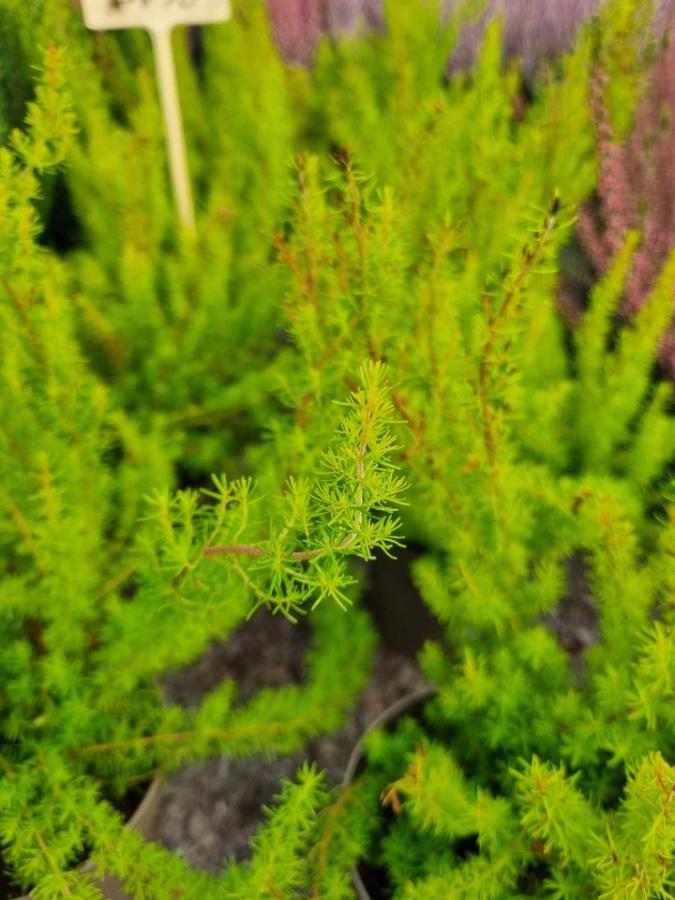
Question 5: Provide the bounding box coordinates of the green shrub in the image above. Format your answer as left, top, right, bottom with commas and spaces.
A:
268, 2, 675, 894
0, 0, 301, 479
0, 28, 398, 900
1, 0, 673, 896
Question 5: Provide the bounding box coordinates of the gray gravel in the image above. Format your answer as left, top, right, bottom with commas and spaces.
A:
149, 555, 596, 873
152, 611, 427, 872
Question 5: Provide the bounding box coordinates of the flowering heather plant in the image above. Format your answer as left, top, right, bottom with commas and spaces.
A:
325, 0, 384, 33
267, 0, 604, 72
577, 24, 675, 375
266, 0, 383, 64
446, 0, 602, 75
266, 0, 325, 64
274, 6, 675, 892
267, 0, 675, 75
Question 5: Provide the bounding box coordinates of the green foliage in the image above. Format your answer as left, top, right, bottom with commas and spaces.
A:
0, 32, 393, 898
0, 0, 297, 478
143, 360, 405, 621
1, 0, 674, 895
266, 0, 674, 894
219, 764, 328, 898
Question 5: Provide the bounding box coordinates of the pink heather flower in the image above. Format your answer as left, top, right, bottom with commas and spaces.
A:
577, 25, 675, 372
266, 0, 603, 68
266, 0, 325, 65
445, 0, 602, 76
266, 0, 675, 70
265, 0, 383, 63
325, 0, 384, 33
576, 67, 635, 277
656, 0, 675, 33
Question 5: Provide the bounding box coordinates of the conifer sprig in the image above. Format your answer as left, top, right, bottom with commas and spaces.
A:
10, 43, 75, 172
146, 361, 405, 620
476, 195, 562, 469
219, 764, 328, 898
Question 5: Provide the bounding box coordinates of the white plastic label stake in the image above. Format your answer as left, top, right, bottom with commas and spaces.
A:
81, 0, 230, 32
81, 0, 231, 230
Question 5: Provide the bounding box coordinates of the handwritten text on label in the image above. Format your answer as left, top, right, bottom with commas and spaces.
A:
81, 0, 230, 32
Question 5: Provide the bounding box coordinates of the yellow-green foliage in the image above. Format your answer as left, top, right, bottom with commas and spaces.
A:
1, 0, 299, 478
0, 33, 390, 899
1, 0, 673, 896
270, 1, 674, 895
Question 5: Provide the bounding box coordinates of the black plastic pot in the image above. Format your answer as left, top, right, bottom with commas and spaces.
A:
342, 687, 437, 899
365, 548, 443, 659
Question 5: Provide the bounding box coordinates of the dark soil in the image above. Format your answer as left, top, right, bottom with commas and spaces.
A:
0, 869, 20, 900
543, 554, 599, 676
365, 548, 445, 657
161, 613, 309, 710
153, 610, 428, 872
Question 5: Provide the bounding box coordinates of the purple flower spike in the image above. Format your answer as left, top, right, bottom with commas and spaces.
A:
446, 0, 602, 76
266, 0, 325, 64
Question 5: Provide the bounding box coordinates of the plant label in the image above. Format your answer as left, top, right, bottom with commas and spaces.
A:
81, 0, 231, 230
81, 0, 230, 34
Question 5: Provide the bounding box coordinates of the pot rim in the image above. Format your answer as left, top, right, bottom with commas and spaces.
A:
122, 775, 163, 833
342, 686, 436, 900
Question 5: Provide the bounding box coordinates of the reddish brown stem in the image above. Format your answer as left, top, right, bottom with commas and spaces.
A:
204, 530, 357, 562
477, 200, 558, 468
203, 544, 263, 557
203, 544, 325, 562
